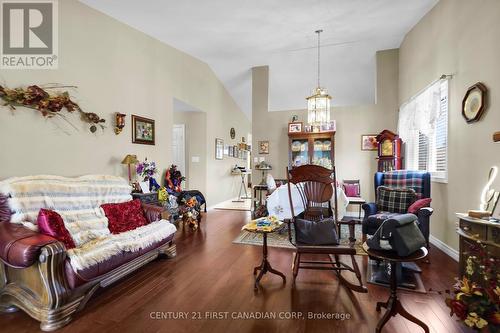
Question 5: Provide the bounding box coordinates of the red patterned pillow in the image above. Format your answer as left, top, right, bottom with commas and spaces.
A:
37, 209, 76, 249
407, 198, 432, 214
101, 199, 148, 234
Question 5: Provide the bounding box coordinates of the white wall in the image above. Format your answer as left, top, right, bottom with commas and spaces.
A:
398, 0, 500, 251
0, 0, 250, 205
251, 49, 399, 202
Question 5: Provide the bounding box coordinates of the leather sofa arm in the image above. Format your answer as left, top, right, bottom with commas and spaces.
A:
362, 202, 378, 218
141, 203, 164, 223
0, 223, 57, 268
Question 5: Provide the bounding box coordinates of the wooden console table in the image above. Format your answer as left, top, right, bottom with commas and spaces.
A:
456, 213, 500, 277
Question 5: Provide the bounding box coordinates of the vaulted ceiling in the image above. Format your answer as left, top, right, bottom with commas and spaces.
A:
81, 0, 438, 118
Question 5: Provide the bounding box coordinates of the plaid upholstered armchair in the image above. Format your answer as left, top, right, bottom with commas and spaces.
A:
361, 171, 433, 249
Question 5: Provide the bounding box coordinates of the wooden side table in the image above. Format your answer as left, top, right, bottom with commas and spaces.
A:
362, 243, 429, 333
243, 220, 286, 290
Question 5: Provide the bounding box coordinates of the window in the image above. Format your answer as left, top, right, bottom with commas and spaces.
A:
398, 79, 448, 182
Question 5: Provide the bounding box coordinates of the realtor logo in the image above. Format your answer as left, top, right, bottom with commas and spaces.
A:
1, 0, 58, 69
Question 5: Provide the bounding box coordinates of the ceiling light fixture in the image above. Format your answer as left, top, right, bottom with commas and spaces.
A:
307, 29, 332, 129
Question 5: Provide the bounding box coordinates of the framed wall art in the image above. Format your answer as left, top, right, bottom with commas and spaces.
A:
132, 115, 155, 145
288, 122, 303, 133
215, 138, 224, 160
259, 140, 269, 154
361, 134, 378, 151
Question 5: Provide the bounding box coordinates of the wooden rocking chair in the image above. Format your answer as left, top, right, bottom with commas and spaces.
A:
286, 165, 367, 293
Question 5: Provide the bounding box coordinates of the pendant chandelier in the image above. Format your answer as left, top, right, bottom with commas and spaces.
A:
307, 29, 332, 127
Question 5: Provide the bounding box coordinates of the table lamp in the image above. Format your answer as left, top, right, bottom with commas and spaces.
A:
121, 154, 138, 183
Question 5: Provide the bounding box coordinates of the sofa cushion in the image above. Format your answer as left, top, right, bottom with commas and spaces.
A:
376, 186, 416, 214
408, 198, 432, 214
0, 223, 57, 268
37, 209, 76, 249
64, 233, 174, 289
101, 199, 148, 234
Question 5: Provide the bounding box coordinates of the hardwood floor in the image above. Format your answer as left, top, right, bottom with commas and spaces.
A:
0, 210, 471, 333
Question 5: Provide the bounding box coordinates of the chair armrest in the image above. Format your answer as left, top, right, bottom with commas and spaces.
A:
417, 207, 433, 218
0, 223, 57, 268
141, 203, 164, 223
362, 202, 378, 217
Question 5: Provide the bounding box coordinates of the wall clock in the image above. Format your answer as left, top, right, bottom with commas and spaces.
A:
230, 127, 235, 139
462, 82, 487, 123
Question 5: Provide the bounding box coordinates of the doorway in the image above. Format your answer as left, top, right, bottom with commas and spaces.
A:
173, 98, 207, 193
172, 124, 186, 178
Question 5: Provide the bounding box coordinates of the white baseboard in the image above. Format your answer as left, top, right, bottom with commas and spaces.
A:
429, 235, 459, 262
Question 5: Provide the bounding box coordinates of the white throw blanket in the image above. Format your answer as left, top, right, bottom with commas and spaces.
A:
0, 175, 177, 272
0, 175, 132, 246
67, 220, 176, 271
266, 183, 348, 220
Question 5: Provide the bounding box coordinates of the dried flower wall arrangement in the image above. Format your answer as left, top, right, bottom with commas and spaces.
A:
0, 84, 105, 133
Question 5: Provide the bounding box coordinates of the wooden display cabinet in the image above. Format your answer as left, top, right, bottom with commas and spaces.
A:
288, 131, 335, 169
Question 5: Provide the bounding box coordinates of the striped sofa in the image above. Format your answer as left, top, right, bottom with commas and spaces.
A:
0, 175, 177, 331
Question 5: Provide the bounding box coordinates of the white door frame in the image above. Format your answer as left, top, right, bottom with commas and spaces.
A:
172, 124, 186, 181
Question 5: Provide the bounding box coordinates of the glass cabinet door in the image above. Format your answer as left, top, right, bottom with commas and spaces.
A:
290, 139, 309, 167
312, 138, 332, 169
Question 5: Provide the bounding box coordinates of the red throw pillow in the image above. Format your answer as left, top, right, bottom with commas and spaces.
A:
101, 199, 148, 234
407, 198, 432, 214
343, 183, 359, 197
37, 209, 76, 249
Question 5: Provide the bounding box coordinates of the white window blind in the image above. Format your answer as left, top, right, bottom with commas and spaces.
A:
398, 79, 448, 181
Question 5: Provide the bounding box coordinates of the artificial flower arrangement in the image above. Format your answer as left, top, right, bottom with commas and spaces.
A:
136, 158, 157, 181
0, 84, 105, 133
136, 158, 160, 192
441, 242, 500, 332
165, 164, 186, 194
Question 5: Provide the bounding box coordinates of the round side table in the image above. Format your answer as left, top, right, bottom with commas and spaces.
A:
362, 243, 429, 333
243, 222, 286, 290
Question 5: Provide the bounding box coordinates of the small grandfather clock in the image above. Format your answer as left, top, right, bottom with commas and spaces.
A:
376, 130, 403, 172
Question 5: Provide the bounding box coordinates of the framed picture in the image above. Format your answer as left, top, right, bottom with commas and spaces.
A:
259, 140, 269, 154
361, 134, 378, 151
321, 120, 336, 132
215, 138, 224, 160
132, 115, 155, 145
288, 122, 303, 133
